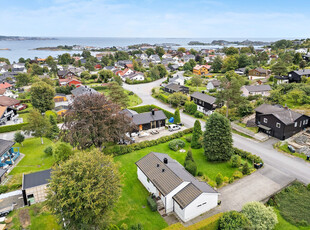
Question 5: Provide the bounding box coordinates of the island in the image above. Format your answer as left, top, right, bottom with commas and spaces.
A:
0, 35, 56, 41
188, 39, 271, 46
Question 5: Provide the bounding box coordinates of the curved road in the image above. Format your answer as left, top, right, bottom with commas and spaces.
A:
124, 79, 310, 184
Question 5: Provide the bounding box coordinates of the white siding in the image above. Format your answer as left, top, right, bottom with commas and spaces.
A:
137, 167, 159, 196
165, 182, 189, 213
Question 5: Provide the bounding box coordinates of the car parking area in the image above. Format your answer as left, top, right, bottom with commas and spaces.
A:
133, 126, 187, 143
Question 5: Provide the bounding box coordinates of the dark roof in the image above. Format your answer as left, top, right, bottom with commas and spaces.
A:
0, 168, 7, 178
191, 92, 216, 104
0, 96, 20, 107
0, 139, 14, 156
244, 85, 272, 92
121, 108, 138, 117
55, 93, 66, 97
255, 104, 306, 125
132, 110, 167, 125
165, 83, 188, 92
253, 67, 269, 74
290, 69, 310, 76
71, 86, 98, 97
22, 169, 51, 190
136, 152, 217, 202
208, 80, 221, 87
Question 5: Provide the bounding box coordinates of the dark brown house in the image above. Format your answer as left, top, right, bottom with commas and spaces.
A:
190, 91, 217, 115
163, 83, 189, 94
255, 104, 309, 140
249, 67, 270, 78
57, 70, 77, 79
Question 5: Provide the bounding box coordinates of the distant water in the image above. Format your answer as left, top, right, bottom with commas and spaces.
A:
0, 37, 281, 62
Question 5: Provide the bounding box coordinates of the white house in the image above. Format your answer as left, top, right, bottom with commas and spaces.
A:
169, 74, 184, 85
241, 85, 272, 97
206, 80, 221, 91
136, 152, 219, 222
126, 72, 145, 81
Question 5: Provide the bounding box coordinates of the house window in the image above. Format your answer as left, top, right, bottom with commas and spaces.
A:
306, 119, 309, 125
263, 118, 268, 123
294, 122, 297, 127
147, 178, 150, 183
276, 123, 281, 128
197, 202, 207, 207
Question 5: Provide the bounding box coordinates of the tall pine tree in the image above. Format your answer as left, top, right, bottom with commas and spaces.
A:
203, 112, 233, 161
191, 120, 202, 149
174, 108, 181, 124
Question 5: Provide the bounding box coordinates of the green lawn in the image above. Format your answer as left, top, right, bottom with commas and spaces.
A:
236, 122, 258, 133
274, 142, 308, 161
6, 202, 60, 230
7, 138, 56, 188
111, 136, 246, 229
274, 208, 310, 230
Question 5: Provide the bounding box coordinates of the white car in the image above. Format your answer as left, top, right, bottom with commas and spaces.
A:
168, 124, 181, 132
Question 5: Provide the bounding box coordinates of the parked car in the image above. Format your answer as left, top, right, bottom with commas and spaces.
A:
288, 145, 295, 153
168, 124, 181, 132
138, 131, 150, 137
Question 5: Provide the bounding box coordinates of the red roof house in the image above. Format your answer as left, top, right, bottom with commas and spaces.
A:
0, 82, 13, 90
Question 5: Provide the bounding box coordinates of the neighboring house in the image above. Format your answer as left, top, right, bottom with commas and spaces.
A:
125, 72, 145, 81
163, 83, 189, 94
168, 64, 179, 71
287, 69, 310, 83
149, 55, 161, 64
183, 55, 195, 62
104, 66, 116, 71
59, 77, 82, 88
22, 169, 51, 205
94, 64, 102, 70
275, 76, 289, 84
302, 54, 310, 62
169, 74, 184, 86
136, 152, 219, 222
0, 139, 20, 181
116, 60, 133, 68
241, 85, 272, 97
0, 96, 20, 107
206, 80, 221, 91
71, 85, 98, 97
191, 92, 217, 115
123, 109, 167, 131
0, 105, 17, 125
118, 68, 134, 78
57, 70, 77, 79
54, 94, 69, 116
135, 53, 148, 60
248, 68, 270, 80
235, 68, 246, 75
255, 104, 309, 140
193, 65, 210, 75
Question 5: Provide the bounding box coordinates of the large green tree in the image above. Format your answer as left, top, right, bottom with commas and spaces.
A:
191, 120, 202, 149
203, 112, 233, 161
174, 108, 181, 124
15, 73, 31, 87
222, 55, 239, 72
271, 62, 288, 76
47, 150, 121, 229
168, 92, 188, 107
108, 82, 129, 108
218, 211, 251, 230
212, 56, 223, 72
30, 81, 55, 113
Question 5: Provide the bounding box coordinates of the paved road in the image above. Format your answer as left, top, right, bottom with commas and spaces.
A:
124, 79, 310, 185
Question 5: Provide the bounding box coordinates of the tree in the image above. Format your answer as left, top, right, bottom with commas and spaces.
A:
113, 75, 123, 86
222, 55, 239, 72
238, 53, 251, 68
231, 155, 242, 168
286, 89, 305, 104
300, 60, 307, 69
14, 132, 25, 146
47, 150, 121, 229
184, 149, 197, 176
293, 52, 303, 65
216, 173, 224, 186
184, 101, 197, 115
271, 62, 288, 76
240, 47, 252, 54
80, 71, 91, 79
218, 211, 251, 230
46, 115, 59, 139
190, 48, 198, 56
258, 51, 269, 64
242, 162, 250, 175
114, 51, 129, 60
145, 48, 155, 57
203, 112, 233, 161
98, 69, 116, 83
156, 64, 168, 78
217, 71, 244, 117
23, 110, 51, 144
61, 93, 136, 149
19, 57, 26, 63
168, 92, 188, 107
58, 53, 72, 65
242, 202, 278, 230
191, 75, 203, 88
212, 56, 223, 72
82, 50, 91, 59
53, 142, 73, 163
45, 56, 55, 66
155, 46, 165, 57
224, 47, 239, 56
15, 73, 31, 87
174, 108, 181, 124
148, 66, 160, 80
183, 62, 193, 71
178, 47, 186, 53
191, 120, 202, 149
108, 82, 129, 108
30, 81, 55, 113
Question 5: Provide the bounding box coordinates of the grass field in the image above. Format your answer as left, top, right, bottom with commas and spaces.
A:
111, 136, 249, 228
274, 142, 308, 161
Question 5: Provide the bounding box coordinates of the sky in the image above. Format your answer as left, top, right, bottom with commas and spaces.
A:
1, 0, 310, 38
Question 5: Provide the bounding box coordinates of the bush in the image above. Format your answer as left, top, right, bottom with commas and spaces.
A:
184, 101, 197, 115
233, 147, 263, 164
232, 171, 243, 179
242, 201, 278, 230
194, 111, 204, 118
0, 123, 28, 133
218, 211, 251, 230
229, 177, 234, 184
158, 94, 169, 103
230, 155, 242, 168
185, 135, 192, 143
53, 142, 73, 162
197, 171, 203, 177
242, 163, 250, 175
147, 195, 157, 212
216, 173, 224, 186
185, 160, 197, 176
169, 139, 185, 151
0, 185, 8, 194
44, 146, 53, 156
307, 183, 310, 191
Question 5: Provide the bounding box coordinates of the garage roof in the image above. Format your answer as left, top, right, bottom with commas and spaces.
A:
22, 169, 51, 190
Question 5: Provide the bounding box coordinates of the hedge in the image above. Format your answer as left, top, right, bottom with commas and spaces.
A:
147, 195, 157, 212
233, 147, 263, 164
157, 93, 169, 103
104, 128, 193, 156
19, 99, 31, 103
0, 123, 28, 133
128, 104, 174, 119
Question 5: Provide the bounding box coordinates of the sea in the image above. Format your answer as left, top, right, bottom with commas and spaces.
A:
0, 37, 282, 62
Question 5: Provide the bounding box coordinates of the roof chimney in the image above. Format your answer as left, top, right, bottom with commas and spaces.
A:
156, 163, 160, 167
163, 158, 168, 164
162, 169, 165, 172
151, 109, 155, 116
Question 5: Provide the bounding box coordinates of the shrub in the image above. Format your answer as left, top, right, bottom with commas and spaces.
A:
216, 173, 224, 186
242, 163, 250, 175
229, 177, 234, 184
230, 155, 241, 168
185, 135, 192, 143
223, 176, 229, 183
233, 147, 263, 164
53, 142, 73, 162
218, 211, 251, 230
185, 160, 197, 176
0, 185, 8, 194
0, 123, 28, 133
242, 201, 278, 230
184, 101, 197, 115
44, 146, 53, 156
194, 111, 204, 118
158, 94, 169, 103
307, 184, 310, 191
197, 171, 203, 177
169, 139, 185, 151
232, 171, 243, 179
147, 195, 157, 212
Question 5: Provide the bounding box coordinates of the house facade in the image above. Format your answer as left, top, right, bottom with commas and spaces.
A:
0, 139, 20, 180
191, 92, 217, 115
248, 68, 270, 80
163, 83, 189, 94
287, 70, 310, 83
57, 70, 77, 79
193, 65, 210, 75
136, 152, 218, 222
206, 80, 221, 91
255, 104, 309, 140
241, 85, 272, 97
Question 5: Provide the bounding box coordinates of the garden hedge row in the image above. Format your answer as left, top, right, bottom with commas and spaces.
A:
104, 128, 193, 156
0, 123, 28, 133
157, 94, 169, 103
129, 104, 174, 119
19, 99, 31, 103
233, 147, 263, 164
